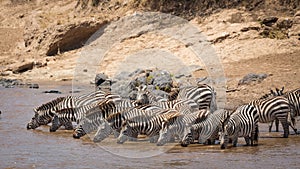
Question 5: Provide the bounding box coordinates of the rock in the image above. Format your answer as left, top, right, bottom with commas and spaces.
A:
128, 68, 146, 77
240, 26, 260, 32
261, 16, 278, 27
22, 19, 108, 56
151, 89, 169, 99
0, 78, 23, 88
150, 70, 173, 92
95, 73, 108, 86
12, 62, 34, 74
42, 90, 62, 94
276, 18, 293, 29
114, 71, 131, 81
29, 83, 39, 89
95, 73, 111, 92
238, 73, 268, 85
211, 32, 230, 43
295, 11, 300, 17
0, 71, 12, 76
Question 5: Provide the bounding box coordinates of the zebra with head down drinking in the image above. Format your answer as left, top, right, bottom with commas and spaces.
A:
92, 105, 163, 142
117, 109, 181, 144
27, 90, 119, 131
156, 109, 209, 146
72, 99, 141, 139
27, 97, 73, 130
219, 104, 259, 149
180, 109, 230, 146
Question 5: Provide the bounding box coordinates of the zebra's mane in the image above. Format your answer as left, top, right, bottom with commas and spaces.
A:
193, 109, 210, 124
84, 99, 117, 117
259, 87, 285, 99
54, 103, 98, 115
34, 97, 66, 112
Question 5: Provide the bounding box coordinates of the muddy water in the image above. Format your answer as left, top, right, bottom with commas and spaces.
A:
0, 84, 300, 169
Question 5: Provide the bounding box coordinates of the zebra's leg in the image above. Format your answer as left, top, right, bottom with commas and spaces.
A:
253, 124, 259, 146
93, 123, 113, 143
288, 114, 298, 134
50, 115, 63, 132
149, 135, 159, 143
279, 118, 289, 138
275, 119, 279, 132
63, 121, 73, 130
113, 129, 120, 138
128, 132, 138, 141
244, 136, 250, 146
268, 120, 274, 132
232, 137, 238, 147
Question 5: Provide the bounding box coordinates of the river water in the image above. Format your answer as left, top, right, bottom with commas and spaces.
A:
0, 84, 299, 169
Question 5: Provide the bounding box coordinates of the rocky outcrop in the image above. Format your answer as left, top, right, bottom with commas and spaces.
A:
23, 19, 108, 56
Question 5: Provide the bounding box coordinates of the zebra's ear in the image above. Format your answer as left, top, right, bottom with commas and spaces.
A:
141, 84, 147, 91
281, 86, 284, 93
161, 121, 169, 130
33, 108, 38, 113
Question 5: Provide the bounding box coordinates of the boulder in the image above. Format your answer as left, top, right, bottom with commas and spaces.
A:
261, 16, 278, 27
238, 73, 268, 85
12, 61, 34, 74
276, 18, 293, 29
150, 70, 173, 92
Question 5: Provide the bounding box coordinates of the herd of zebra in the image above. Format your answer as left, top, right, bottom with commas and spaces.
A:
26, 84, 300, 149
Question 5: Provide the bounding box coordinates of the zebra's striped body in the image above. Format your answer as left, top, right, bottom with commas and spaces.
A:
250, 96, 292, 138
185, 109, 230, 145
156, 109, 209, 146
27, 97, 73, 130
72, 99, 140, 139
93, 105, 164, 142
219, 104, 259, 149
117, 109, 181, 144
261, 87, 299, 133
50, 103, 99, 132
27, 90, 120, 131
177, 84, 217, 112
135, 85, 199, 111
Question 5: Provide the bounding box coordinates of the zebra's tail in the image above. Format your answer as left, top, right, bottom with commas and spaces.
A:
210, 88, 218, 113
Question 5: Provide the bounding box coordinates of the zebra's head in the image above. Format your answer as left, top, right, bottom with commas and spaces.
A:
219, 125, 229, 149
93, 121, 113, 142
73, 124, 86, 139
27, 108, 52, 129
156, 121, 170, 146
49, 115, 60, 132
117, 120, 131, 144
180, 125, 193, 147
135, 85, 149, 105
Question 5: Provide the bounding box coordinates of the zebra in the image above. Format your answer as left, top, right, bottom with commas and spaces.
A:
26, 97, 73, 130
156, 109, 210, 146
92, 105, 165, 142
72, 99, 141, 139
117, 109, 181, 144
261, 87, 299, 133
250, 96, 293, 138
181, 109, 230, 146
135, 84, 199, 111
219, 104, 259, 149
177, 83, 217, 112
27, 90, 121, 131
49, 103, 99, 132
